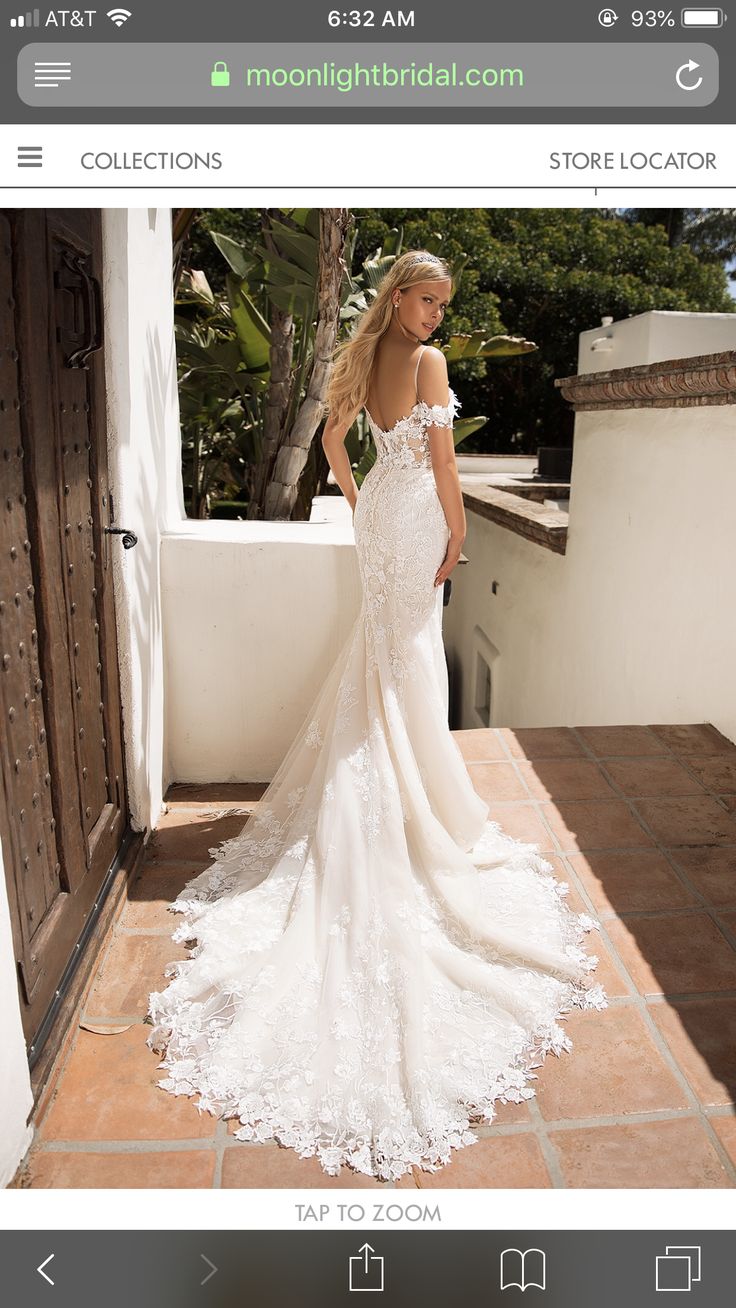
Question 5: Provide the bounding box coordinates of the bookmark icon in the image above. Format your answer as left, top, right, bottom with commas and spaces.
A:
500, 1247, 546, 1292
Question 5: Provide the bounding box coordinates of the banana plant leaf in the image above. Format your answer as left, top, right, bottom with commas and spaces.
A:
209, 231, 253, 279
443, 332, 538, 362
176, 267, 215, 306
265, 217, 320, 275
225, 273, 271, 372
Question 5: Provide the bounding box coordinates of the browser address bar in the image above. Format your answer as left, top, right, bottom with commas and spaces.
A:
17, 42, 718, 108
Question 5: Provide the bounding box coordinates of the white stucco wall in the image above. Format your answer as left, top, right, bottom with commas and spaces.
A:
445, 402, 736, 743
578, 309, 736, 374
162, 513, 362, 781
102, 207, 184, 830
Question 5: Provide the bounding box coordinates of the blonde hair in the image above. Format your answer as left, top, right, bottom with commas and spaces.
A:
325, 250, 453, 427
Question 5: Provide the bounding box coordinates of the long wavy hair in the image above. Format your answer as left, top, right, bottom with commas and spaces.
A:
324, 250, 454, 428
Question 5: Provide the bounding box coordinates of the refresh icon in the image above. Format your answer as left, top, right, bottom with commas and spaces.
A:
676, 59, 703, 91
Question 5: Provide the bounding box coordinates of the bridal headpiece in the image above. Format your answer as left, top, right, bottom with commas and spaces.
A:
403, 253, 443, 268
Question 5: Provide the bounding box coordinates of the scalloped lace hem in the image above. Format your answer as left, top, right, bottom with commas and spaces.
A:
146, 825, 608, 1183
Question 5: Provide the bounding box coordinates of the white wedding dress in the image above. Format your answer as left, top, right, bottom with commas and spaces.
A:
147, 347, 608, 1182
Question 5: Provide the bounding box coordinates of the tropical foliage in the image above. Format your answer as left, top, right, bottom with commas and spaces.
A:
175, 210, 535, 517
174, 207, 735, 517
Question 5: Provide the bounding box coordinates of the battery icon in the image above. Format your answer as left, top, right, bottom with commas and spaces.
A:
681, 7, 725, 23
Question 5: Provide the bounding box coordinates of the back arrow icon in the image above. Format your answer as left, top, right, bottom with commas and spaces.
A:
200, 1254, 218, 1285
37, 1254, 55, 1285
676, 59, 703, 91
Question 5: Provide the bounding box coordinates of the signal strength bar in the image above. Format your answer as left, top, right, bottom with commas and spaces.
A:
10, 8, 40, 26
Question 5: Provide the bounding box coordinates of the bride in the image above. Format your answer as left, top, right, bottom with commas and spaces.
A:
147, 249, 608, 1182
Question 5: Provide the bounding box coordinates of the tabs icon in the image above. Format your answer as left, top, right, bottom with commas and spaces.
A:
656, 1244, 702, 1292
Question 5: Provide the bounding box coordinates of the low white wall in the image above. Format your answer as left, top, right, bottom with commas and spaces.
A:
456, 455, 538, 475
578, 309, 736, 374
446, 403, 736, 742
162, 513, 362, 781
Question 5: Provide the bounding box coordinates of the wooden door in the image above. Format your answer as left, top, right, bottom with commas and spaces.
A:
0, 209, 130, 1066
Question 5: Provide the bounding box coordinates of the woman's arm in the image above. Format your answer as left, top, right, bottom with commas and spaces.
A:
321, 409, 361, 515
420, 350, 467, 587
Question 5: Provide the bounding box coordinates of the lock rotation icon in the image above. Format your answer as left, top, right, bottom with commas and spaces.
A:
211, 61, 230, 87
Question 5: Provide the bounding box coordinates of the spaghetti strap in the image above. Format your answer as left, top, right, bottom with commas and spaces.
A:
414, 345, 426, 400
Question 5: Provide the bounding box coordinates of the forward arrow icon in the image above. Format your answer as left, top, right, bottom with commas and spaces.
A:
200, 1254, 218, 1285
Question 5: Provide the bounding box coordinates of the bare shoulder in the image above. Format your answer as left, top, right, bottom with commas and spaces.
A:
417, 345, 450, 406
419, 345, 448, 379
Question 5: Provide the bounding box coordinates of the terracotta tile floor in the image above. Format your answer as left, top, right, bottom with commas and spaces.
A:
14, 723, 736, 1189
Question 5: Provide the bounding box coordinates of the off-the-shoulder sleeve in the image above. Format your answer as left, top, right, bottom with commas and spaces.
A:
417, 388, 461, 430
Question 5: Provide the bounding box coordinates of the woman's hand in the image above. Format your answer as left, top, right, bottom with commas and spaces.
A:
434, 534, 464, 587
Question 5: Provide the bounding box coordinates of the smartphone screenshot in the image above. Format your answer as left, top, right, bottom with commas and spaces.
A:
0, 0, 734, 1302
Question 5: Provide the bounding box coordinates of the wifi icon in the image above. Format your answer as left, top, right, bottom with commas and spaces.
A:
107, 7, 131, 24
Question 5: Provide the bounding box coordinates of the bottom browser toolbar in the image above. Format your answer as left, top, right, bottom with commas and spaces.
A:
1, 1230, 731, 1306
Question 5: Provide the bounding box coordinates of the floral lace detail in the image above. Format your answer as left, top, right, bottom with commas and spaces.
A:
147, 864, 607, 1181
335, 679, 359, 734
147, 375, 609, 1183
352, 397, 457, 706
366, 389, 461, 471
304, 719, 322, 750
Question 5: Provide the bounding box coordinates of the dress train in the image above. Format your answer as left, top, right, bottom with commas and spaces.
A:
147, 383, 608, 1181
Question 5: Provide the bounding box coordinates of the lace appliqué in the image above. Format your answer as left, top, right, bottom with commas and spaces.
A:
147, 380, 611, 1184
366, 389, 461, 471
335, 680, 359, 734
305, 719, 322, 750
354, 396, 460, 705
147, 858, 607, 1182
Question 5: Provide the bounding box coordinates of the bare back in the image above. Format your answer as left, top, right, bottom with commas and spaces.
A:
365, 338, 426, 433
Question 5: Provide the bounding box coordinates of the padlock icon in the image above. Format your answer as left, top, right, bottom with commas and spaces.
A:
211, 61, 230, 88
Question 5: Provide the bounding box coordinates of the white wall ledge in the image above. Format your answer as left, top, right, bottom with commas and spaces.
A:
161, 519, 356, 546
